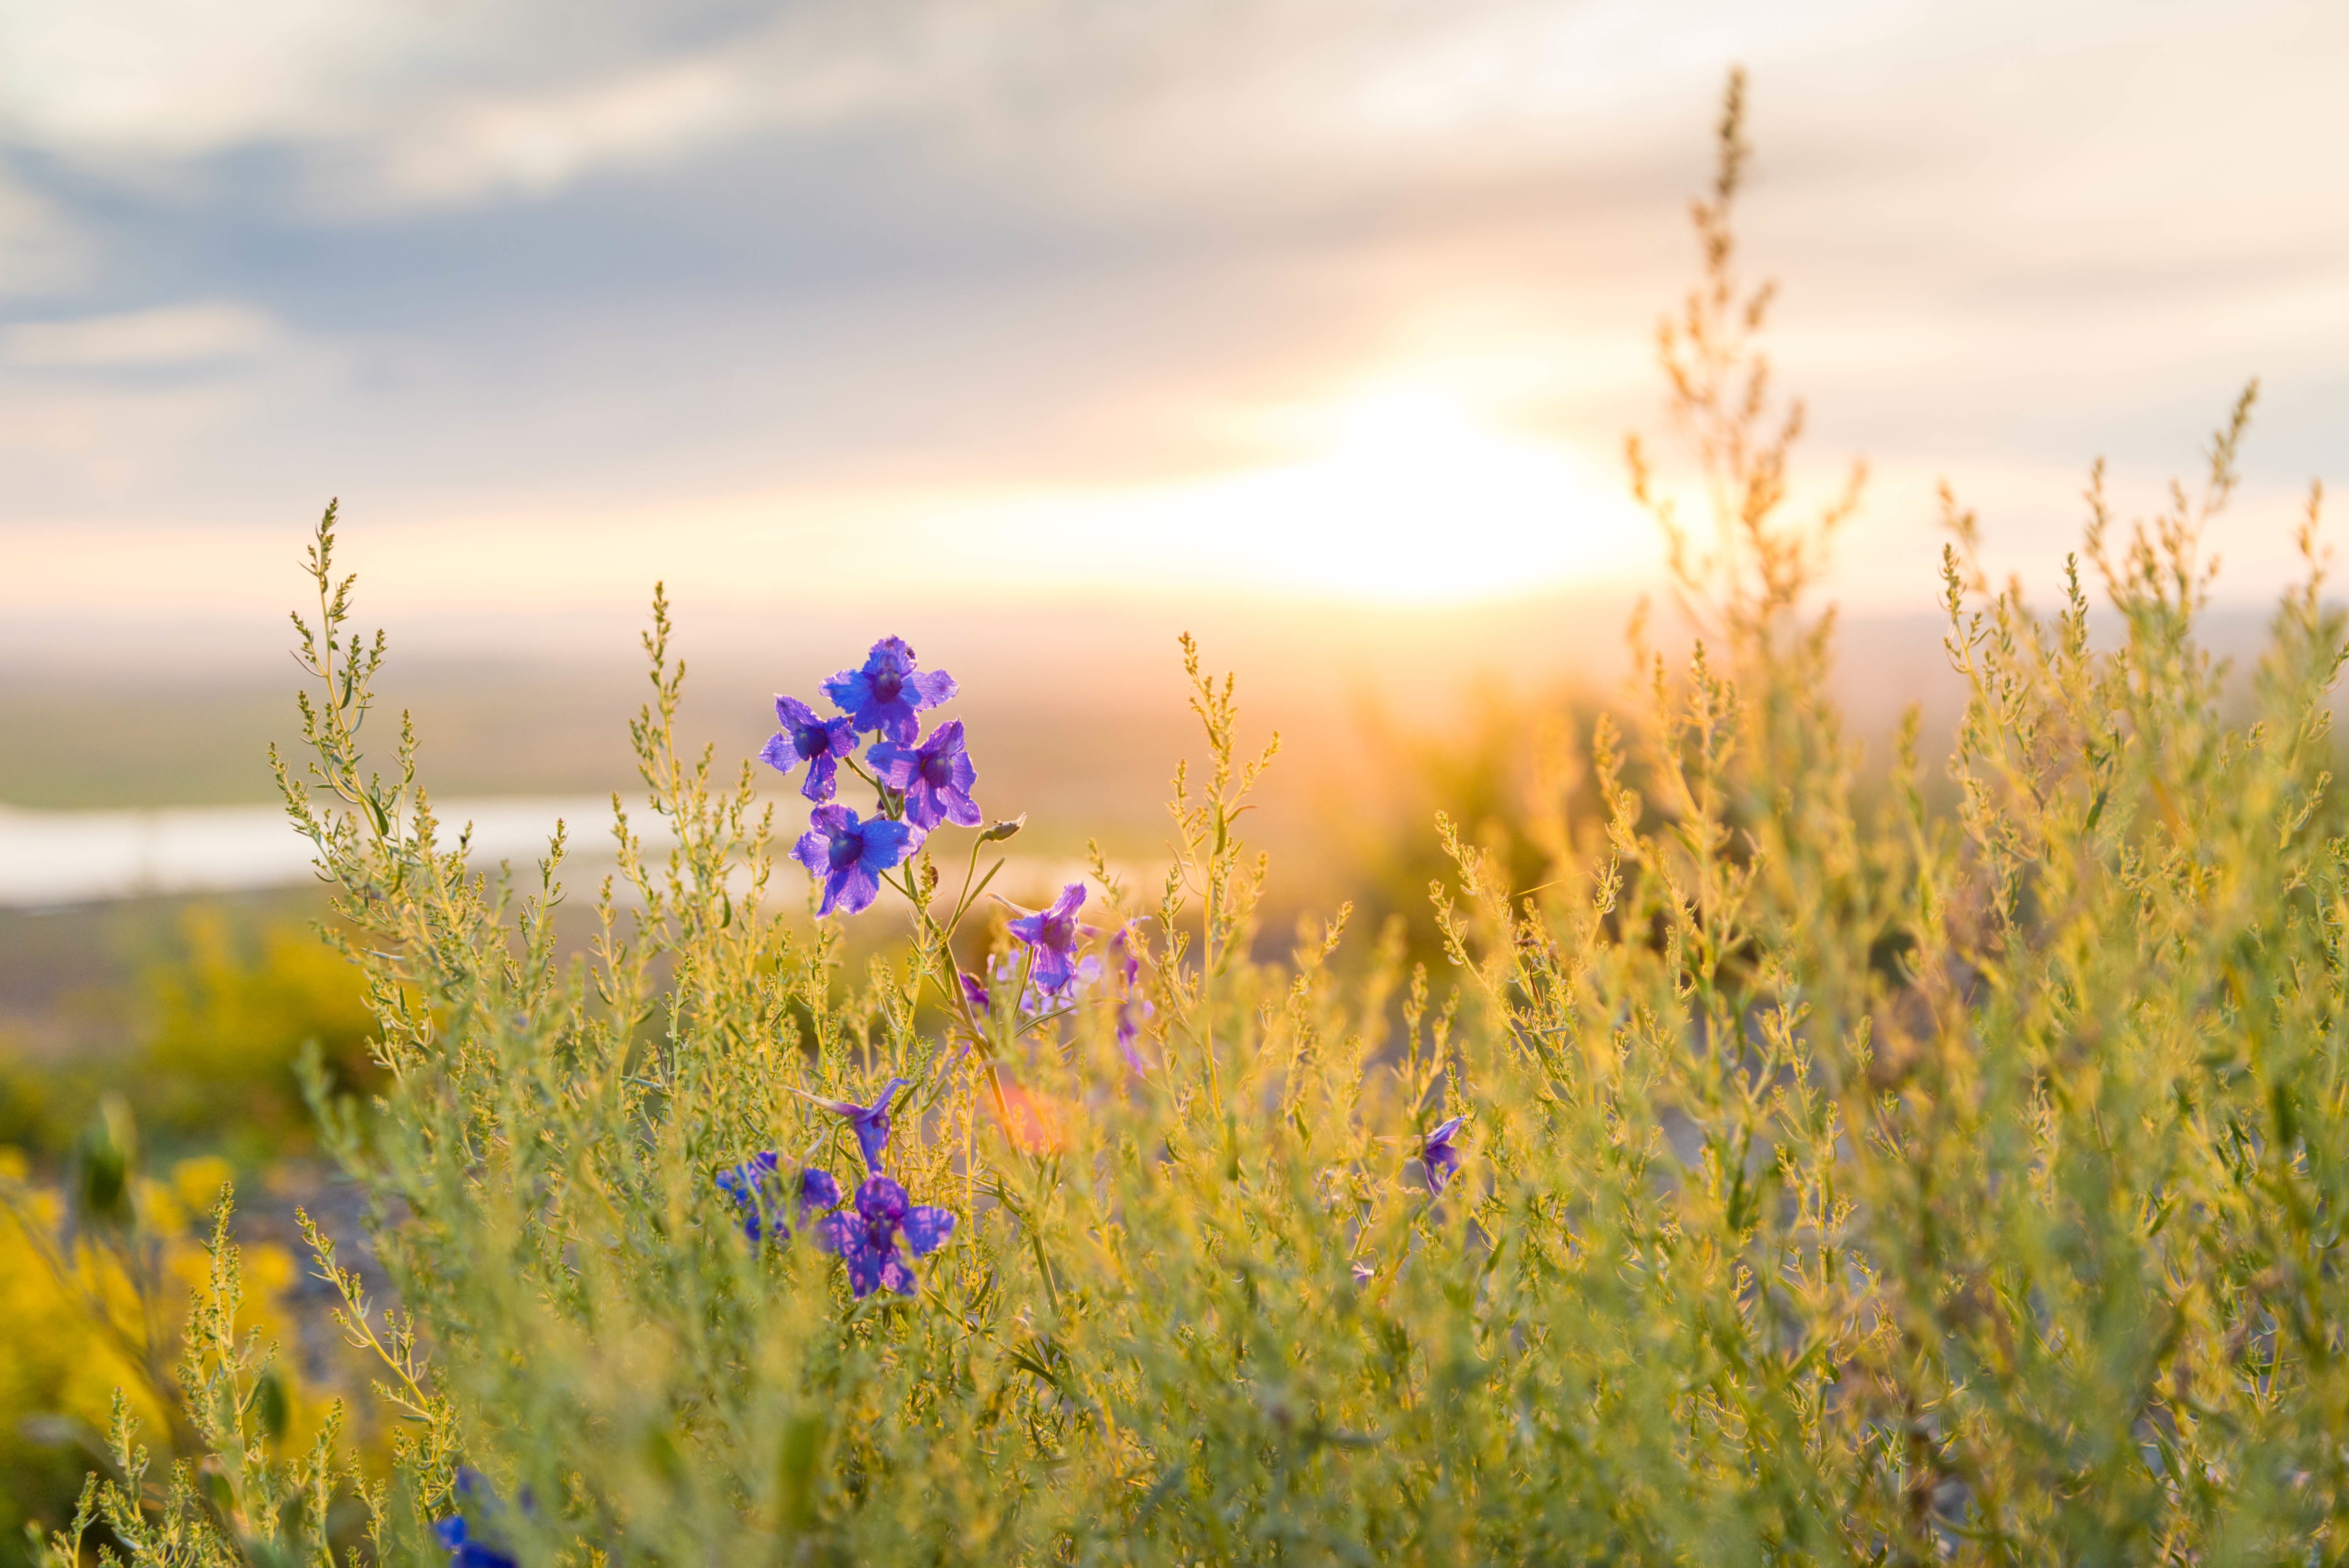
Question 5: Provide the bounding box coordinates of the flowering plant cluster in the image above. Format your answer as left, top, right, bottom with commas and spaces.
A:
765, 637, 975, 916
717, 1076, 955, 1299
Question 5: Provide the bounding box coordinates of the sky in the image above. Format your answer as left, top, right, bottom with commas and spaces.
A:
0, 0, 2344, 668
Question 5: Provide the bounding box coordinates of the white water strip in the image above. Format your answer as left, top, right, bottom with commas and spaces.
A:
0, 797, 622, 908
0, 800, 1119, 912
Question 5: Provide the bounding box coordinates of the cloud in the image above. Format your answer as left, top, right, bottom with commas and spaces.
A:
5, 302, 278, 369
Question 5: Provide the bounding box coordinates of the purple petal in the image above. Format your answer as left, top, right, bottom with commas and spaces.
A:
842, 1245, 885, 1298
813, 1211, 855, 1256
900, 1204, 955, 1257
866, 739, 918, 789
906, 668, 957, 709
938, 786, 983, 828
826, 862, 881, 916
759, 732, 800, 774
960, 971, 991, 1012
900, 783, 945, 832
823, 668, 873, 715
857, 818, 919, 871
1045, 882, 1086, 924
801, 753, 839, 803
877, 1252, 919, 1296
807, 802, 855, 836
792, 830, 831, 879
1028, 945, 1076, 995
872, 699, 921, 744
855, 1174, 910, 1225
1426, 1115, 1465, 1149
776, 694, 822, 731
799, 1167, 841, 1215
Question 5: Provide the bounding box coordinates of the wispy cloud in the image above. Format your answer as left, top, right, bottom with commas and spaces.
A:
5, 302, 277, 369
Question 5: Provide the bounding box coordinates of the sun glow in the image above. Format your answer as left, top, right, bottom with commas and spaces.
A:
1147, 382, 1654, 601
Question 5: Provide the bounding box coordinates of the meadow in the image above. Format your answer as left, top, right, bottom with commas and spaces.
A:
8, 78, 2349, 1564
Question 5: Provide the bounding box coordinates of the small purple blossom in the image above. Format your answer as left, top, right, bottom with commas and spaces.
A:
960, 971, 991, 1013
714, 1153, 842, 1243
1417, 1115, 1465, 1195
818, 1078, 909, 1174
815, 1175, 957, 1298
823, 636, 957, 744
793, 805, 920, 917
1351, 1260, 1376, 1286
1007, 883, 1090, 996
867, 719, 981, 831
1110, 926, 1152, 1076
760, 696, 860, 803
435, 1471, 520, 1568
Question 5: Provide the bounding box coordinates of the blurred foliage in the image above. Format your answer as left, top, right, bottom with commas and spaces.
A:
138, 906, 380, 1155
1338, 680, 1609, 963
0, 906, 378, 1551
0, 1131, 328, 1565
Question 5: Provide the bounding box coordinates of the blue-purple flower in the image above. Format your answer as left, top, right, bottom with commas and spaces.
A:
815, 1174, 957, 1298
761, 696, 860, 803
1417, 1115, 1465, 1195
823, 636, 957, 744
817, 1078, 908, 1174
435, 1470, 520, 1568
960, 971, 991, 1013
794, 805, 920, 917
867, 719, 981, 831
1110, 926, 1152, 1076
714, 1152, 842, 1243
1007, 882, 1090, 996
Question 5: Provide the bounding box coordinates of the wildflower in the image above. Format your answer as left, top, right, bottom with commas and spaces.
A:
1007, 882, 1090, 996
824, 1078, 908, 1173
761, 696, 860, 803
435, 1516, 515, 1568
793, 805, 920, 917
1110, 925, 1152, 1075
823, 636, 957, 744
714, 1153, 841, 1243
815, 1175, 957, 1298
1351, 1260, 1375, 1286
959, 971, 991, 1013
1417, 1115, 1465, 1195
435, 1470, 519, 1568
867, 718, 981, 831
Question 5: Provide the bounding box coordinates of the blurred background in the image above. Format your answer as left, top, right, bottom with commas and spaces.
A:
2, 0, 2345, 1547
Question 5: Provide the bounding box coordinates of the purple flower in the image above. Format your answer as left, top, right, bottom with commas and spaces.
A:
1418, 1115, 1465, 1195
823, 636, 957, 744
793, 805, 920, 917
761, 696, 860, 803
1007, 883, 1090, 996
815, 1175, 957, 1298
960, 971, 991, 1013
435, 1470, 520, 1568
817, 1079, 908, 1174
714, 1152, 842, 1243
867, 719, 981, 832
1110, 926, 1152, 1075
1351, 1260, 1376, 1286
